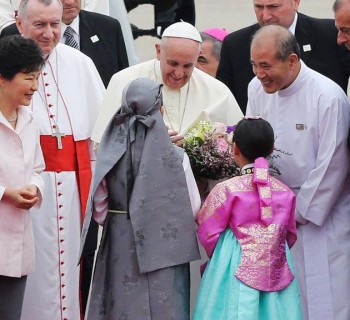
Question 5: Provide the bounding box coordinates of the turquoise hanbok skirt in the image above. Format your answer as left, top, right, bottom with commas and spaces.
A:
193, 229, 303, 320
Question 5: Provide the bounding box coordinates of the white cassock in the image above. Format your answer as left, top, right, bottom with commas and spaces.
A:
92, 59, 243, 143
20, 43, 105, 320
247, 61, 350, 320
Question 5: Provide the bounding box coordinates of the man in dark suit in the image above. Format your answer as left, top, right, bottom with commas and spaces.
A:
1, 0, 129, 88
217, 0, 350, 113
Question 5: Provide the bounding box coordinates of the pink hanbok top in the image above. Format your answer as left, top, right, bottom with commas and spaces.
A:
196, 158, 297, 292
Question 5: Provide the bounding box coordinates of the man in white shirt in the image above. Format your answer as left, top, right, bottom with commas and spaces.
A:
247, 24, 350, 320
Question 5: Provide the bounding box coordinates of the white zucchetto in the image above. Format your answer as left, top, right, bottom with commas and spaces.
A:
162, 21, 202, 43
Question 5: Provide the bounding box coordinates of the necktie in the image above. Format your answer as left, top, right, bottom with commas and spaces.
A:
64, 26, 79, 50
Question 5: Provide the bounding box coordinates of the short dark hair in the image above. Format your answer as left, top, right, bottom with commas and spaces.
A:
234, 118, 274, 162
0, 35, 44, 80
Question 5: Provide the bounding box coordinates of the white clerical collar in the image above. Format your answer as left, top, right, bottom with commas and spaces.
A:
278, 60, 307, 97
288, 12, 298, 35
60, 15, 80, 44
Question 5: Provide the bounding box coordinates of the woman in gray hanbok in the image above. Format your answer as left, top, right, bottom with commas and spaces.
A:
79, 78, 201, 320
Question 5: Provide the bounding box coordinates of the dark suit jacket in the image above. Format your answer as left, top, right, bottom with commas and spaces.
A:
79, 10, 128, 87
217, 13, 350, 113
1, 10, 129, 88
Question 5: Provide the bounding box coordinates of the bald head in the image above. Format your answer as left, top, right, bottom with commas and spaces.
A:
250, 25, 301, 94
252, 24, 300, 61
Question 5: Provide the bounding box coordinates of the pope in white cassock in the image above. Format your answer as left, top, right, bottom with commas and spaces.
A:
247, 25, 350, 320
15, 0, 105, 319
92, 21, 243, 145
91, 21, 243, 315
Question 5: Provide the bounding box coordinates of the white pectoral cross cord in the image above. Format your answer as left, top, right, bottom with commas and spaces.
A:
52, 126, 65, 149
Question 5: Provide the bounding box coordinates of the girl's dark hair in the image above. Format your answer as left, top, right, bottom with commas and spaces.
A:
0, 35, 45, 80
234, 118, 274, 162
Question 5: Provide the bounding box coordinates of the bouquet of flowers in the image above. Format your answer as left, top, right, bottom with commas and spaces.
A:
183, 121, 239, 180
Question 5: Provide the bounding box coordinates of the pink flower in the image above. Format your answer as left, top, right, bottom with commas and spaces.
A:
213, 122, 227, 135
216, 136, 229, 152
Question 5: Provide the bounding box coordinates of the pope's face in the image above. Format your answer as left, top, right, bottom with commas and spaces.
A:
61, 0, 81, 25
156, 37, 200, 90
253, 0, 300, 28
334, 2, 350, 51
196, 39, 219, 77
250, 38, 296, 94
17, 0, 62, 56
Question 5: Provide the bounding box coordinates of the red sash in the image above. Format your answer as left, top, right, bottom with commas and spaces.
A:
40, 135, 91, 221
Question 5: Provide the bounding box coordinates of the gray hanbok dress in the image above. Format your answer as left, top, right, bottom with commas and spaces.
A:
80, 78, 200, 320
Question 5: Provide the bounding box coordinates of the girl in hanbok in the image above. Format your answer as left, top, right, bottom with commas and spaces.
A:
193, 117, 302, 320
0, 35, 45, 320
